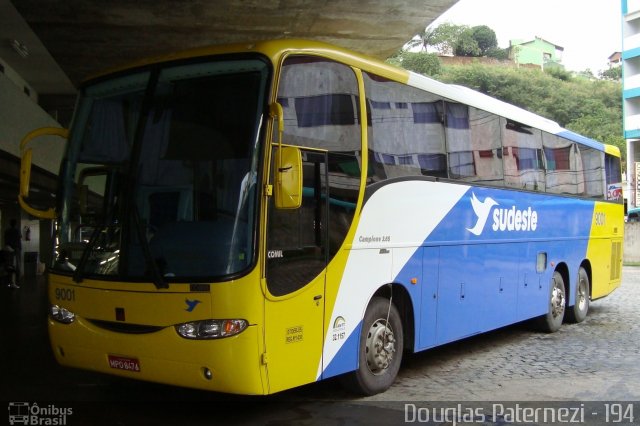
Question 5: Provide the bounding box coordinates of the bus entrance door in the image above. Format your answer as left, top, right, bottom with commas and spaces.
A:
264, 150, 329, 393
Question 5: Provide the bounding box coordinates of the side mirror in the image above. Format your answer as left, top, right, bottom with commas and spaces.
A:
269, 101, 303, 209
274, 146, 302, 209
18, 127, 68, 219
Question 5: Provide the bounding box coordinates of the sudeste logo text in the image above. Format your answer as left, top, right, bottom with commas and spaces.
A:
467, 193, 538, 236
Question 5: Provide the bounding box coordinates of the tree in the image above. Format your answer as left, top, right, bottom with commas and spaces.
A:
407, 23, 500, 58
600, 66, 622, 81
485, 47, 510, 60
454, 27, 481, 56
471, 25, 498, 55
405, 27, 439, 52
408, 23, 466, 55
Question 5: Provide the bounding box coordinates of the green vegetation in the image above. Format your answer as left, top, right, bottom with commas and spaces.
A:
387, 51, 625, 167
600, 66, 622, 81
386, 51, 441, 76
407, 23, 508, 59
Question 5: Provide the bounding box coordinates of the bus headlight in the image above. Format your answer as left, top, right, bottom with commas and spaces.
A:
50, 305, 76, 324
175, 319, 248, 339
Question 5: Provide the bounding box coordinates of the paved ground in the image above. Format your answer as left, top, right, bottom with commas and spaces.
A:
1, 267, 639, 425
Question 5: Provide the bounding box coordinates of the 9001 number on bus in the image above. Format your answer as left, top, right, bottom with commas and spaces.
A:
55, 288, 75, 301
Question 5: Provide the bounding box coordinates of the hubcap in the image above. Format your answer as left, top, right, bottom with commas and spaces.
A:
577, 278, 587, 311
365, 318, 396, 375
551, 278, 565, 318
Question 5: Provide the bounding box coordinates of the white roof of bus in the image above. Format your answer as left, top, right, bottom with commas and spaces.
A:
407, 71, 562, 132
406, 70, 606, 151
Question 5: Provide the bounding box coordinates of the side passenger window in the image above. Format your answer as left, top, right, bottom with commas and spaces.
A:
363, 72, 447, 181
543, 134, 581, 195
502, 119, 545, 191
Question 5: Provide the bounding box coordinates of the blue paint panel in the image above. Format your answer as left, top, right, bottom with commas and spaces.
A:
388, 248, 426, 352
321, 322, 361, 379
517, 242, 548, 320
419, 247, 439, 350
388, 184, 595, 351
426, 187, 594, 244
436, 244, 519, 344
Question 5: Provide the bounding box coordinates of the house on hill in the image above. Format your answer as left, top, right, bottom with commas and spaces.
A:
509, 37, 564, 69
608, 51, 622, 68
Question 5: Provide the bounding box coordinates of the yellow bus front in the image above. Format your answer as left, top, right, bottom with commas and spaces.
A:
44, 47, 280, 394
48, 270, 267, 394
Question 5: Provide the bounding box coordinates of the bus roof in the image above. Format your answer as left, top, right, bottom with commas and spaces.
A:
407, 72, 609, 154
83, 39, 408, 85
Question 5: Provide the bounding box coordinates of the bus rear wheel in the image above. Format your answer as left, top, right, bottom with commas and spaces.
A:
566, 267, 590, 323
536, 271, 566, 333
340, 296, 403, 395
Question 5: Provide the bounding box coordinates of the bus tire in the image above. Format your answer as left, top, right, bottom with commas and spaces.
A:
536, 271, 566, 333
340, 296, 403, 395
566, 267, 589, 323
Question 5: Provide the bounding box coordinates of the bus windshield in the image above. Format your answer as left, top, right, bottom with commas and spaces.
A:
53, 57, 269, 283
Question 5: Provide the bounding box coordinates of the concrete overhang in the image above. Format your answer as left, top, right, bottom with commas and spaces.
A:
3, 0, 458, 94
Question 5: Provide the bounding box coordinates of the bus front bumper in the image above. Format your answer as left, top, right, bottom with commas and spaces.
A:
48, 317, 266, 395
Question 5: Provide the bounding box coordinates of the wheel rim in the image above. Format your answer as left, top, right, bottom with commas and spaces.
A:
551, 277, 565, 319
577, 276, 588, 312
365, 318, 396, 375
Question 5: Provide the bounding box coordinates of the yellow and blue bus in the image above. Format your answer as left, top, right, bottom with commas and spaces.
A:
19, 40, 623, 396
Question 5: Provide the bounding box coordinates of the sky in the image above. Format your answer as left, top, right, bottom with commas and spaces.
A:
427, 0, 622, 73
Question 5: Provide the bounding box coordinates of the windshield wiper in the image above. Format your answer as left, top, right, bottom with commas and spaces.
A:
131, 204, 168, 289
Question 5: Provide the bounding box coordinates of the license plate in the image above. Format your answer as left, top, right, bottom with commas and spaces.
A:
108, 355, 141, 372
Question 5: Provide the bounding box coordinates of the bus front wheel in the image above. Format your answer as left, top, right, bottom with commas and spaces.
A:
566, 267, 590, 323
537, 271, 566, 333
340, 296, 403, 395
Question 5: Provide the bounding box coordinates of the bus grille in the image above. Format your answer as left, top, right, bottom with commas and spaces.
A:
87, 319, 165, 334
